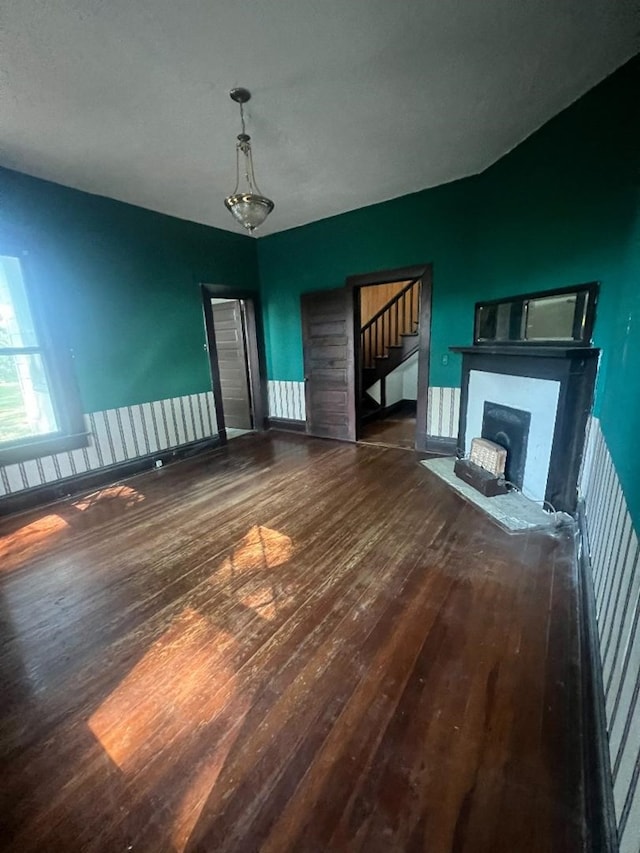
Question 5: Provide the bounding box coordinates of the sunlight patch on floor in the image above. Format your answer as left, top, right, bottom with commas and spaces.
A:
212, 525, 295, 620
88, 608, 238, 772
1, 485, 145, 571
0, 513, 69, 568
73, 484, 145, 511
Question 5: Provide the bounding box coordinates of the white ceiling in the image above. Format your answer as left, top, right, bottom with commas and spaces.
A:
1, 1, 638, 237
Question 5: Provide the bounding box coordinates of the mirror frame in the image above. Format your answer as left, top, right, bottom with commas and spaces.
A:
473, 281, 599, 347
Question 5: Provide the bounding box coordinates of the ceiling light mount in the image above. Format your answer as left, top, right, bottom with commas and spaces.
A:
229, 87, 251, 105
224, 87, 274, 234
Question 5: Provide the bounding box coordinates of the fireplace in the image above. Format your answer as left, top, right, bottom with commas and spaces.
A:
450, 345, 599, 513
482, 402, 531, 489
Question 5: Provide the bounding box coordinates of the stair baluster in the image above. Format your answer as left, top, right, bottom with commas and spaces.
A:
360, 277, 422, 417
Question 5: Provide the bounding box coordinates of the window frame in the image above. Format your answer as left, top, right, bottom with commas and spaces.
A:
0, 246, 88, 467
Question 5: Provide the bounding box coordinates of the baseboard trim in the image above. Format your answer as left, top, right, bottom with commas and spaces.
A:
576, 499, 619, 853
0, 435, 222, 518
425, 436, 457, 454
267, 418, 306, 433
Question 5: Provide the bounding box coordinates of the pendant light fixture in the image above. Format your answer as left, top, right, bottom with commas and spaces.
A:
224, 88, 274, 233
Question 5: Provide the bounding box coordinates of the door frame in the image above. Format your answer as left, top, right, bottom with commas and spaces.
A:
200, 284, 268, 441
345, 264, 433, 452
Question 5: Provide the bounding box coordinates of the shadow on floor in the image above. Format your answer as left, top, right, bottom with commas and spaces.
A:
358, 410, 417, 450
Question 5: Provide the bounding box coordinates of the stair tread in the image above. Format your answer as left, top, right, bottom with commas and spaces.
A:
389, 339, 419, 348
376, 347, 412, 358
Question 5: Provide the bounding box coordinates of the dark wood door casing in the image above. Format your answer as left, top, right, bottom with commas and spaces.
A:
301, 288, 356, 441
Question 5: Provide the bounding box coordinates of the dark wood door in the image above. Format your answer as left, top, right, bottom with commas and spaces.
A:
211, 300, 252, 430
301, 288, 356, 441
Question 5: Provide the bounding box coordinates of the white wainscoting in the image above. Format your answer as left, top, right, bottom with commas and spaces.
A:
0, 392, 218, 498
427, 387, 461, 439
267, 381, 306, 421
267, 381, 461, 439
580, 417, 640, 853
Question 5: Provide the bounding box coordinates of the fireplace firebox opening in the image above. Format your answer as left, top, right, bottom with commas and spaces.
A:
481, 402, 531, 490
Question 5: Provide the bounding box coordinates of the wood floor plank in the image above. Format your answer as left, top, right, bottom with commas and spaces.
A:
0, 433, 586, 852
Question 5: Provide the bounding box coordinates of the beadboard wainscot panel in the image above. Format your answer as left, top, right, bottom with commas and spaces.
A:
267, 381, 306, 422
580, 416, 640, 853
0, 392, 218, 498
427, 387, 461, 439
267, 382, 461, 439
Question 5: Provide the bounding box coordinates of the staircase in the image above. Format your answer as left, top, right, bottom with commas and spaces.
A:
361, 278, 420, 419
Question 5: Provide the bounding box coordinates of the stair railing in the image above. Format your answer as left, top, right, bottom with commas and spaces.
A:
361, 277, 420, 369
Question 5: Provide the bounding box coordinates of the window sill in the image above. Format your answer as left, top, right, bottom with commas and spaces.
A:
0, 431, 90, 467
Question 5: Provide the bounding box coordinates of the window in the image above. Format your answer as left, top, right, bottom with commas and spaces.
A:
0, 251, 86, 465
1, 255, 58, 443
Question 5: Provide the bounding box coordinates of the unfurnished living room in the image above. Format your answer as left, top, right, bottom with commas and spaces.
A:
1, 2, 639, 851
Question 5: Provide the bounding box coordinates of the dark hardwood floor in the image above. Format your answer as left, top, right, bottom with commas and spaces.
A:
0, 433, 584, 852
359, 411, 417, 450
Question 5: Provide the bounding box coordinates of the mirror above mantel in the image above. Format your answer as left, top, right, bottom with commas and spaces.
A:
474, 282, 599, 347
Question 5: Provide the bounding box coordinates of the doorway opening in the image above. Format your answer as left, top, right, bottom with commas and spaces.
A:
349, 265, 431, 451
299, 265, 431, 449
201, 286, 266, 442
357, 278, 420, 449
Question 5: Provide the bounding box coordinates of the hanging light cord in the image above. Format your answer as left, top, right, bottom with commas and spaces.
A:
236, 101, 253, 189
232, 130, 241, 195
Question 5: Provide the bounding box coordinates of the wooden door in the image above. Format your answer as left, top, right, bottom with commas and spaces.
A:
301, 288, 356, 441
211, 300, 252, 430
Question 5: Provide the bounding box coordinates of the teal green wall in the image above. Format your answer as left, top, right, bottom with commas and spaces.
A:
0, 167, 258, 412
258, 55, 639, 521
469, 56, 640, 525
258, 57, 639, 392
470, 56, 639, 413
257, 178, 476, 384
596, 181, 640, 526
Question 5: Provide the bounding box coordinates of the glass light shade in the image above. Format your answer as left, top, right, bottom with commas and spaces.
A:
225, 193, 274, 232
225, 134, 274, 233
